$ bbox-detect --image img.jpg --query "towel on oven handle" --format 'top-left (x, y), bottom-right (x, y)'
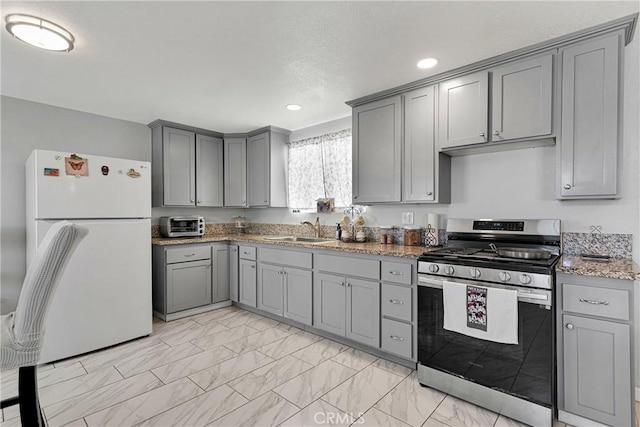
top-left (442, 280), bottom-right (518, 344)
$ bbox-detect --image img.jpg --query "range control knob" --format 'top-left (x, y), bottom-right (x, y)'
top-left (519, 274), bottom-right (532, 285)
top-left (428, 264), bottom-right (440, 273)
top-left (499, 272), bottom-right (511, 282)
top-left (444, 265), bottom-right (455, 276)
top-left (469, 268), bottom-right (481, 279)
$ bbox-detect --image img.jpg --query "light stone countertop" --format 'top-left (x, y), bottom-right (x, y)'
top-left (557, 255), bottom-right (640, 281)
top-left (151, 234), bottom-right (433, 259)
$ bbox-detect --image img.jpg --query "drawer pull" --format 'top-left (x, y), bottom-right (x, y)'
top-left (184, 253), bottom-right (196, 257)
top-left (579, 298), bottom-right (609, 306)
top-left (389, 299), bottom-right (404, 305)
top-left (388, 271), bottom-right (403, 276)
top-left (251, 265), bottom-right (256, 269)
top-left (390, 335), bottom-right (404, 341)
top-left (340, 282), bottom-right (345, 287)
top-left (243, 251), bottom-right (250, 255)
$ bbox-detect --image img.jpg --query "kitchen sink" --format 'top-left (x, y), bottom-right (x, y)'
top-left (261, 236), bottom-right (334, 244)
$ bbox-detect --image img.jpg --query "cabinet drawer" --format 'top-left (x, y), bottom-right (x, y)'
top-left (166, 245), bottom-right (211, 264)
top-left (381, 318), bottom-right (412, 359)
top-left (381, 284), bottom-right (412, 322)
top-left (260, 248), bottom-right (312, 269)
top-left (381, 261), bottom-right (412, 285)
top-left (239, 246), bottom-right (257, 260)
top-left (316, 254), bottom-right (380, 280)
top-left (563, 284), bottom-right (629, 321)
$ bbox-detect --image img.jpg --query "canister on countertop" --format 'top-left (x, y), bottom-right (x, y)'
top-left (379, 226), bottom-right (392, 244)
top-left (404, 226), bottom-right (421, 246)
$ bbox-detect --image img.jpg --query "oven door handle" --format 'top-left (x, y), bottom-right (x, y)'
top-left (418, 275), bottom-right (550, 303)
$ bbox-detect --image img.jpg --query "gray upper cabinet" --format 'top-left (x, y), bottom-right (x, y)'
top-left (404, 86), bottom-right (451, 203)
top-left (352, 96), bottom-right (402, 203)
top-left (224, 137), bottom-right (247, 207)
top-left (150, 121), bottom-right (225, 207)
top-left (196, 135), bottom-right (224, 207)
top-left (491, 54), bottom-right (553, 142)
top-left (558, 32), bottom-right (622, 199)
top-left (438, 71), bottom-right (489, 149)
top-left (247, 132), bottom-right (270, 207)
top-left (161, 127), bottom-right (196, 206)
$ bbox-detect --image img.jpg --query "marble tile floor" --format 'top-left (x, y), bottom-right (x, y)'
top-left (0, 306), bottom-right (633, 427)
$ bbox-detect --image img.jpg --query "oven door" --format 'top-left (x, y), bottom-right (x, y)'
top-left (417, 275), bottom-right (554, 407)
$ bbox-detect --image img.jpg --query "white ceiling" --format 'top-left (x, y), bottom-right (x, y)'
top-left (1, 1), bottom-right (638, 133)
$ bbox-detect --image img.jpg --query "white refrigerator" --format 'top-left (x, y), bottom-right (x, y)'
top-left (26, 149), bottom-right (152, 364)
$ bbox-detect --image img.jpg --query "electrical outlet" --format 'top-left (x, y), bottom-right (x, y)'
top-left (401, 212), bottom-right (414, 225)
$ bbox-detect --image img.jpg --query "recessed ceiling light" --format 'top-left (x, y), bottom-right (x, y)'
top-left (286, 104), bottom-right (302, 111)
top-left (417, 57), bottom-right (438, 69)
top-left (5, 14), bottom-right (75, 52)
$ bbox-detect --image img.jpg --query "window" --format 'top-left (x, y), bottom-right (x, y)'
top-left (287, 129), bottom-right (352, 209)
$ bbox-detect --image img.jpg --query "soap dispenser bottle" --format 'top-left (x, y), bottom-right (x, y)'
top-left (336, 223), bottom-right (342, 240)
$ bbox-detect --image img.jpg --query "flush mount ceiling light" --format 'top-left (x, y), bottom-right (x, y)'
top-left (286, 104), bottom-right (302, 111)
top-left (417, 57), bottom-right (439, 69)
top-left (5, 14), bottom-right (75, 52)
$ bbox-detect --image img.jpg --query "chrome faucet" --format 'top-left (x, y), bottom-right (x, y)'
top-left (301, 217), bottom-right (321, 238)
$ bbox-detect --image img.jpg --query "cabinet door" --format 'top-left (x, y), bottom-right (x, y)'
top-left (163, 127), bottom-right (195, 206)
top-left (313, 273), bottom-right (346, 336)
top-left (346, 278), bottom-right (380, 347)
top-left (559, 33), bottom-right (621, 198)
top-left (247, 132), bottom-right (270, 207)
top-left (239, 259), bottom-right (257, 307)
top-left (563, 314), bottom-right (631, 426)
top-left (404, 86), bottom-right (436, 202)
top-left (492, 54), bottom-right (553, 141)
top-left (352, 96), bottom-right (402, 203)
top-left (196, 135), bottom-right (224, 207)
top-left (258, 263), bottom-right (284, 316)
top-left (283, 267), bottom-right (312, 325)
top-left (211, 245), bottom-right (229, 303)
top-left (224, 138), bottom-right (247, 207)
top-left (229, 245), bottom-right (239, 302)
top-left (438, 71), bottom-right (489, 149)
top-left (166, 260), bottom-right (211, 313)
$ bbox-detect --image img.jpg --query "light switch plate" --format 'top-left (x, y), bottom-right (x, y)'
top-left (401, 212), bottom-right (414, 225)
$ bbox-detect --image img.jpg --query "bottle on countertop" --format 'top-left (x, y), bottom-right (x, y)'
top-left (336, 223), bottom-right (342, 240)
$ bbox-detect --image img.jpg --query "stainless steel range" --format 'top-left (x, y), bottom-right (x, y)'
top-left (417, 219), bottom-right (560, 427)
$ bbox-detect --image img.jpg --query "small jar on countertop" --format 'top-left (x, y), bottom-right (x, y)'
top-left (404, 226), bottom-right (422, 246)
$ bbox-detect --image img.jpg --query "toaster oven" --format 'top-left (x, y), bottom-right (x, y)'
top-left (159, 216), bottom-right (205, 238)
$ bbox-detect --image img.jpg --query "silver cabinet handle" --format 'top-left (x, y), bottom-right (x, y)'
top-left (566, 323), bottom-right (574, 330)
top-left (493, 130), bottom-right (500, 136)
top-left (390, 335), bottom-right (404, 341)
top-left (184, 253), bottom-right (196, 257)
top-left (427, 191), bottom-right (433, 196)
top-left (190, 199), bottom-right (194, 203)
top-left (579, 298), bottom-right (609, 306)
top-left (340, 282), bottom-right (345, 287)
top-left (346, 282), bottom-right (351, 287)
top-left (563, 184), bottom-right (571, 190)
top-left (264, 200), bottom-right (268, 203)
top-left (251, 265), bottom-right (255, 269)
top-left (389, 299), bottom-right (404, 305)
top-left (243, 251), bottom-right (250, 255)
top-left (353, 196), bottom-right (358, 199)
top-left (197, 200), bottom-right (202, 204)
top-left (479, 132), bottom-right (485, 137)
top-left (388, 271), bottom-right (403, 276)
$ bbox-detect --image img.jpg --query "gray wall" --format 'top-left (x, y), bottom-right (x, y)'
top-left (0, 96), bottom-right (151, 313)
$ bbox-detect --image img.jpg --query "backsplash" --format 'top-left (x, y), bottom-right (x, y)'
top-left (562, 232), bottom-right (633, 258)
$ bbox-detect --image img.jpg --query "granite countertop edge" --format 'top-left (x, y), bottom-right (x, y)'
top-left (557, 255), bottom-right (640, 281)
top-left (151, 234), bottom-right (432, 259)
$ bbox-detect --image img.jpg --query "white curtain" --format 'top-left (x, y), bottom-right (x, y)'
top-left (288, 129), bottom-right (352, 209)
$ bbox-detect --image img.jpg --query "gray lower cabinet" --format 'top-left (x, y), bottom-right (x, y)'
top-left (556, 272), bottom-right (635, 427)
top-left (152, 245), bottom-right (213, 316)
top-left (229, 245), bottom-right (239, 302)
top-left (558, 31), bottom-right (622, 199)
top-left (257, 248), bottom-right (313, 325)
top-left (352, 96), bottom-right (402, 204)
top-left (239, 258), bottom-right (257, 307)
top-left (211, 244), bottom-right (229, 304)
top-left (380, 260), bottom-right (415, 360)
top-left (314, 272), bottom-right (380, 348)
